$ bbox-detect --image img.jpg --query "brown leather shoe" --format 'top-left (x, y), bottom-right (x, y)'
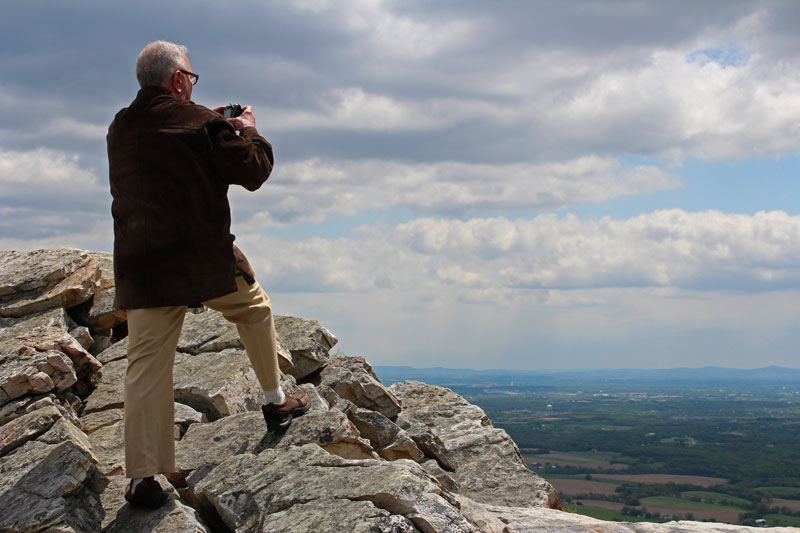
top-left (262, 390), bottom-right (310, 431)
top-left (124, 476), bottom-right (169, 509)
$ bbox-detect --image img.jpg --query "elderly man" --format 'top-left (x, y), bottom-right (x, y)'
top-left (107, 40), bottom-right (309, 508)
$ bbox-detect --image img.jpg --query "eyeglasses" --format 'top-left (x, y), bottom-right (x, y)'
top-left (178, 69), bottom-right (199, 86)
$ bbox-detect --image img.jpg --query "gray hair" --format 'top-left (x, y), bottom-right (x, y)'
top-left (136, 41), bottom-right (188, 88)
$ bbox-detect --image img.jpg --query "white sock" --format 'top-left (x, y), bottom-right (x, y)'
top-left (131, 477), bottom-right (144, 493)
top-left (264, 387), bottom-right (286, 405)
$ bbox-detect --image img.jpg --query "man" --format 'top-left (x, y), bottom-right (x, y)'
top-left (107, 40), bottom-right (309, 509)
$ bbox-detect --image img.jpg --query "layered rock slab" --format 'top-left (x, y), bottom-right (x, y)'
top-left (274, 315), bottom-right (337, 379)
top-left (0, 436), bottom-right (107, 532)
top-left (390, 380), bottom-right (561, 510)
top-left (0, 248), bottom-right (101, 318)
top-left (319, 355), bottom-right (401, 419)
top-left (101, 475), bottom-right (210, 533)
top-left (187, 443), bottom-right (477, 533)
top-left (0, 308), bottom-right (101, 404)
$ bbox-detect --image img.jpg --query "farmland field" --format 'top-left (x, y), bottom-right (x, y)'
top-left (547, 478), bottom-right (620, 496)
top-left (639, 496), bottom-right (745, 523)
top-left (375, 365), bottom-right (800, 527)
top-left (592, 474), bottom-right (729, 487)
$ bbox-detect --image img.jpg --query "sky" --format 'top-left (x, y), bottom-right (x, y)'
top-left (1, 0), bottom-right (799, 370)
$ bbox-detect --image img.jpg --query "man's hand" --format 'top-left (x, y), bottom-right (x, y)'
top-left (213, 105), bottom-right (256, 131)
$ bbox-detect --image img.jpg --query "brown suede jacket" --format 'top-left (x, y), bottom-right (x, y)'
top-left (107, 86), bottom-right (273, 309)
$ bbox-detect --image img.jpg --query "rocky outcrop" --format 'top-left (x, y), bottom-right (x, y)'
top-left (0, 248), bottom-right (790, 533)
top-left (390, 380), bottom-right (562, 510)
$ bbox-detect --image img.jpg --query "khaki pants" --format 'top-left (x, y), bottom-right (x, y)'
top-left (124, 277), bottom-right (282, 478)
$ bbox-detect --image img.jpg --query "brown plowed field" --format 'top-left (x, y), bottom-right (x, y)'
top-left (774, 499), bottom-right (800, 512)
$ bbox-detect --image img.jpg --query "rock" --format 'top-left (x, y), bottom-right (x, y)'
top-left (260, 497), bottom-right (418, 533)
top-left (187, 443), bottom-right (477, 533)
top-left (174, 411), bottom-right (267, 478)
top-left (38, 417), bottom-right (97, 463)
top-left (348, 407), bottom-right (401, 449)
top-left (0, 404), bottom-right (65, 457)
top-left (69, 325), bottom-right (94, 350)
top-left (0, 308), bottom-right (101, 404)
top-left (0, 392), bottom-right (80, 427)
top-left (397, 415), bottom-right (458, 472)
top-left (82, 358), bottom-right (126, 414)
top-left (0, 437), bottom-right (107, 533)
top-left (175, 401), bottom-right (205, 429)
top-left (390, 380), bottom-right (561, 510)
top-left (275, 408), bottom-right (378, 460)
top-left (420, 459), bottom-right (460, 492)
top-left (377, 429), bottom-right (425, 462)
top-left (274, 315), bottom-right (337, 379)
top-left (319, 356), bottom-right (401, 419)
top-left (80, 407), bottom-right (124, 435)
top-left (177, 309), bottom-right (294, 373)
top-left (83, 412), bottom-right (125, 475)
top-left (173, 348), bottom-right (263, 421)
top-left (0, 248), bottom-right (103, 318)
top-left (177, 308), bottom-right (243, 355)
top-left (95, 336), bottom-right (128, 364)
top-left (101, 474), bottom-right (210, 533)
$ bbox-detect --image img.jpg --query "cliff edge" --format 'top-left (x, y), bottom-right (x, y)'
top-left (0, 249), bottom-right (795, 532)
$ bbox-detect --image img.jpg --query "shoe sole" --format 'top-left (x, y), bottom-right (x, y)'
top-left (265, 404), bottom-right (311, 431)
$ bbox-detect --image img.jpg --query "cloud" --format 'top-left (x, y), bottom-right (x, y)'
top-left (0, 149), bottom-right (110, 241)
top-left (229, 155), bottom-right (679, 224)
top-left (238, 209), bottom-right (800, 296)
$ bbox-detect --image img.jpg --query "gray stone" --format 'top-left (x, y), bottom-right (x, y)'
top-left (80, 407), bottom-right (124, 435)
top-left (0, 307), bottom-right (102, 404)
top-left (173, 348), bottom-right (263, 421)
top-left (177, 309), bottom-right (294, 373)
top-left (421, 459), bottom-right (460, 492)
top-left (0, 392), bottom-right (80, 427)
top-left (90, 332), bottom-right (113, 358)
top-left (175, 411), bottom-right (267, 477)
top-left (65, 252), bottom-right (126, 333)
top-left (378, 429), bottom-right (425, 463)
top-left (70, 325), bottom-right (94, 350)
top-left (260, 497), bottom-right (418, 533)
top-left (101, 474), bottom-right (210, 533)
top-left (82, 358), bottom-right (126, 414)
top-left (0, 248), bottom-right (102, 318)
top-left (275, 407), bottom-right (378, 460)
top-left (0, 404), bottom-right (64, 457)
top-left (390, 380), bottom-right (561, 510)
top-left (177, 308), bottom-right (243, 355)
top-left (188, 443), bottom-right (476, 533)
top-left (38, 417), bottom-right (97, 463)
top-left (398, 415), bottom-right (458, 472)
top-left (175, 401), bottom-right (205, 428)
top-left (0, 438), bottom-right (107, 533)
top-left (319, 356), bottom-right (401, 419)
top-left (95, 336), bottom-right (128, 364)
top-left (274, 315), bottom-right (338, 379)
top-left (349, 407), bottom-right (401, 449)
top-left (84, 414), bottom-right (125, 476)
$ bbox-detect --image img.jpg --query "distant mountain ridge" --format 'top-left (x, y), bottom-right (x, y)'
top-left (374, 365), bottom-right (800, 386)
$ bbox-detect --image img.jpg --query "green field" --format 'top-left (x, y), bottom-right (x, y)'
top-left (641, 496), bottom-right (745, 511)
top-left (566, 505), bottom-right (650, 523)
top-left (763, 513), bottom-right (800, 527)
top-left (757, 487), bottom-right (800, 498)
top-left (682, 491), bottom-right (751, 506)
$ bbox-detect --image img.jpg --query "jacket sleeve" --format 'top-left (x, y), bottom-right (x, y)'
top-left (206, 119), bottom-right (274, 191)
